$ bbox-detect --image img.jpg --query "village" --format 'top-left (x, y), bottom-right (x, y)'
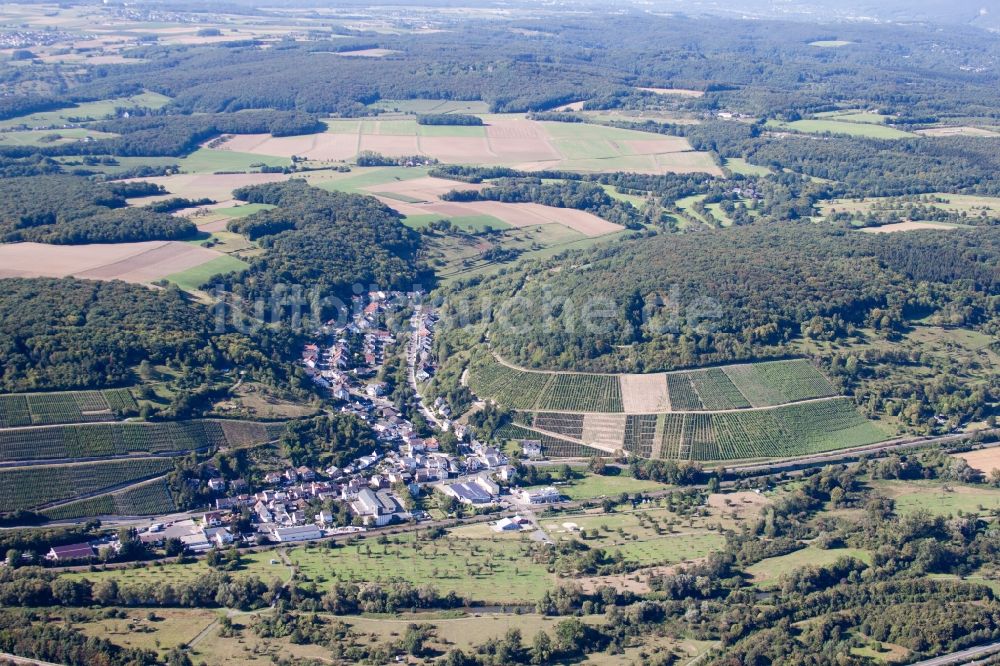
top-left (42, 290), bottom-right (562, 563)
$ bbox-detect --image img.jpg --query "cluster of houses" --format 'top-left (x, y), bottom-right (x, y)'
top-left (0, 30), bottom-right (80, 50)
top-left (412, 306), bottom-right (438, 385)
top-left (30, 291), bottom-right (569, 563)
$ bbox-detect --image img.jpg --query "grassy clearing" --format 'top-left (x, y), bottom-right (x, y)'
top-left (76, 608), bottom-right (221, 659)
top-left (214, 203), bottom-right (277, 218)
top-left (543, 504), bottom-right (726, 566)
top-left (0, 92), bottom-right (172, 129)
top-left (599, 183), bottom-right (648, 207)
top-left (545, 472), bottom-right (671, 501)
top-left (747, 547), bottom-right (871, 586)
top-left (724, 157), bottom-right (771, 176)
top-left (871, 480), bottom-right (1000, 516)
top-left (290, 533), bottom-right (553, 603)
top-left (166, 254), bottom-right (249, 292)
top-left (767, 118), bottom-right (915, 139)
top-left (0, 127), bottom-right (117, 146)
top-left (429, 223), bottom-right (620, 284)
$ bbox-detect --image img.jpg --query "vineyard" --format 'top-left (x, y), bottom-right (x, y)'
top-left (722, 360), bottom-right (836, 407)
top-left (665, 374), bottom-right (702, 410)
top-left (466, 357), bottom-right (551, 410)
top-left (530, 413), bottom-right (585, 439)
top-left (469, 354), bottom-right (835, 414)
top-left (688, 368), bottom-right (751, 410)
top-left (495, 423), bottom-right (605, 458)
top-left (0, 419), bottom-right (276, 462)
top-left (505, 399), bottom-right (886, 461)
top-left (468, 355), bottom-right (623, 413)
top-left (42, 479), bottom-right (176, 520)
top-left (537, 374), bottom-right (623, 412)
top-left (0, 389), bottom-right (139, 427)
top-left (622, 415), bottom-right (658, 458)
top-left (0, 457), bottom-right (174, 513)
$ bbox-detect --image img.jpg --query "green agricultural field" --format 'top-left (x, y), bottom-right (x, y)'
top-left (176, 148), bottom-right (292, 173)
top-left (417, 124), bottom-right (487, 137)
top-left (767, 118), bottom-right (915, 139)
top-left (290, 533), bottom-right (553, 603)
top-left (814, 111), bottom-right (888, 124)
top-left (166, 254), bottom-right (249, 292)
top-left (541, 471), bottom-right (671, 501)
top-left (747, 546), bottom-right (871, 586)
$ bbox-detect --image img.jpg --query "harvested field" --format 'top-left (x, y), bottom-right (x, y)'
top-left (955, 448), bottom-right (1000, 475)
top-left (860, 221), bottom-right (959, 233)
top-left (334, 48), bottom-right (399, 57)
top-left (581, 413), bottom-right (628, 451)
top-left (219, 115), bottom-right (719, 175)
top-left (620, 373), bottom-right (671, 413)
top-left (637, 87), bottom-right (705, 97)
top-left (219, 132), bottom-right (358, 161)
top-left (363, 175), bottom-right (483, 201)
top-left (0, 241), bottom-right (225, 284)
top-left (376, 199), bottom-right (625, 237)
top-left (915, 126), bottom-right (1000, 138)
top-left (124, 172), bottom-right (287, 201)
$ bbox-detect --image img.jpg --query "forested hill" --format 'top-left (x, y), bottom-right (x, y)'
top-left (0, 176), bottom-right (195, 244)
top-left (0, 278), bottom-right (302, 394)
top-left (453, 223), bottom-right (1000, 373)
top-left (219, 180), bottom-right (431, 323)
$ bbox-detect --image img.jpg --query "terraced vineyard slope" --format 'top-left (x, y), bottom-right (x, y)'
top-left (475, 353), bottom-right (890, 462)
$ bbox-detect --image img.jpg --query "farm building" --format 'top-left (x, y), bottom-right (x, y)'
top-left (441, 474), bottom-right (500, 505)
top-left (272, 525), bottom-right (322, 542)
top-left (46, 543), bottom-right (96, 561)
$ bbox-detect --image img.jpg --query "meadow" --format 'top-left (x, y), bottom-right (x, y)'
top-left (767, 118), bottom-right (915, 139)
top-left (746, 546), bottom-right (871, 587)
top-left (290, 534), bottom-right (553, 603)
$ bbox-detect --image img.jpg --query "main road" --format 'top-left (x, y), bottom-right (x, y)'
top-left (908, 640), bottom-right (1000, 665)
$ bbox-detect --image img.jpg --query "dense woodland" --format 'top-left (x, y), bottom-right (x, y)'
top-left (220, 180), bottom-right (431, 323)
top-left (0, 175), bottom-right (195, 244)
top-left (0, 278), bottom-right (307, 399)
top-left (444, 223), bottom-right (999, 373)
